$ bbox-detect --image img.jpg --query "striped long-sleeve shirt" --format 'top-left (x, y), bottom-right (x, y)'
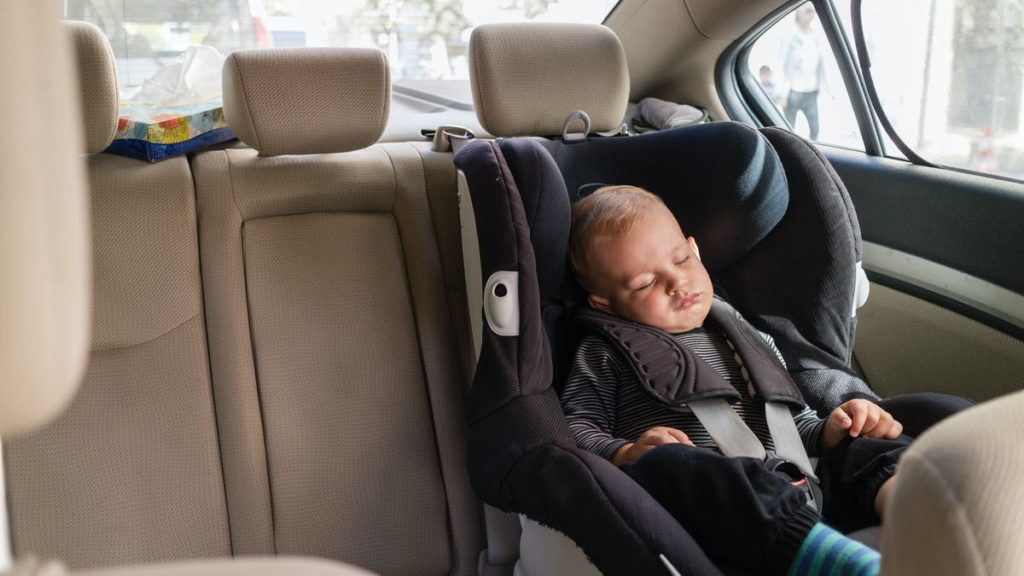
top-left (560, 324), bottom-right (827, 462)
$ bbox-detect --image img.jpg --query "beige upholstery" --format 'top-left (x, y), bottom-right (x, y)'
top-left (66, 21), bottom-right (118, 154)
top-left (195, 46), bottom-right (483, 573)
top-left (469, 23), bottom-right (629, 137)
top-left (855, 283), bottom-right (1024, 402)
top-left (193, 141), bottom-right (482, 575)
top-left (0, 3), bottom-right (90, 437)
top-left (5, 155), bottom-right (232, 569)
top-left (882, 389), bottom-right (1024, 575)
top-left (75, 558), bottom-right (377, 576)
top-left (7, 558), bottom-right (66, 576)
top-left (222, 48), bottom-right (390, 156)
top-left (5, 22), bottom-right (232, 569)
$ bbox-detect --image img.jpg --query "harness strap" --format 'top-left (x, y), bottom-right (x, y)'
top-left (688, 399), bottom-right (767, 461)
top-left (765, 402), bottom-right (817, 480)
top-left (575, 304), bottom-right (821, 486)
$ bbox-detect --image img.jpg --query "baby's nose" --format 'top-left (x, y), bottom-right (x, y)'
top-left (668, 274), bottom-right (689, 294)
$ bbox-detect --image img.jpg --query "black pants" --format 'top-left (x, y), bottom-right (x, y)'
top-left (784, 90), bottom-right (819, 140)
top-left (877, 392), bottom-right (974, 438)
top-left (622, 436), bottom-right (907, 574)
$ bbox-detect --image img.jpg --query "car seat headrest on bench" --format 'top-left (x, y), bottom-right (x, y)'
top-left (67, 21), bottom-right (118, 154)
top-left (223, 48), bottom-right (390, 156)
top-left (468, 22), bottom-right (629, 137)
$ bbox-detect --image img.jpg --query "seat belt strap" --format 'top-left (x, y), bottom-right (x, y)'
top-left (690, 399), bottom-right (818, 483)
top-left (458, 169), bottom-right (483, 360)
top-left (688, 399), bottom-right (767, 461)
top-left (438, 126), bottom-right (522, 573)
top-left (764, 401), bottom-right (817, 480)
top-left (430, 125), bottom-right (482, 359)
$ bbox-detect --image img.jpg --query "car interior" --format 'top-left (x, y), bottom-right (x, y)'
top-left (2, 0), bottom-right (1023, 575)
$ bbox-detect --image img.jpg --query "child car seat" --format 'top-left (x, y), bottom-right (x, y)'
top-left (456, 120), bottom-right (849, 576)
top-left (454, 22), bottom-right (970, 576)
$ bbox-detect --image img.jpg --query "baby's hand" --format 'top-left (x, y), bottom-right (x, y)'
top-left (821, 399), bottom-right (904, 450)
top-left (611, 426), bottom-right (695, 466)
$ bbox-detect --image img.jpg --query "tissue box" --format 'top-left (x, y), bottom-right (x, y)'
top-left (105, 100), bottom-right (235, 162)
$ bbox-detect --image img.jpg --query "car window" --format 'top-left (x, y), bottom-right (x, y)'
top-left (64, 0), bottom-right (618, 100)
top-left (846, 0), bottom-right (1024, 181)
top-left (746, 1), bottom-right (864, 151)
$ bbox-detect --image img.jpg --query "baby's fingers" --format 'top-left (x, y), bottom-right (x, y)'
top-left (885, 419), bottom-right (904, 439)
top-left (859, 409), bottom-right (882, 436)
top-left (829, 407), bottom-right (853, 430)
top-left (664, 428), bottom-right (695, 446)
top-left (848, 408), bottom-right (868, 437)
top-left (638, 427), bottom-right (682, 446)
top-left (863, 416), bottom-right (892, 439)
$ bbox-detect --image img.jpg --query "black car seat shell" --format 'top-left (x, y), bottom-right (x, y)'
top-left (455, 122), bottom-right (810, 575)
top-left (455, 22), bottom-right (971, 576)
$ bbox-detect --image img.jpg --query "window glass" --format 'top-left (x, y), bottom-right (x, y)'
top-left (849, 0), bottom-right (1024, 180)
top-left (747, 2), bottom-right (864, 150)
top-left (64, 0), bottom-right (618, 96)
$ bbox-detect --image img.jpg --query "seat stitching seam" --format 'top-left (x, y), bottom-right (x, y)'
top-left (382, 143), bottom-right (464, 572)
top-left (92, 309), bottom-right (201, 352)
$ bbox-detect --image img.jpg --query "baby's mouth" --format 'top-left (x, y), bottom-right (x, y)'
top-left (674, 292), bottom-right (701, 310)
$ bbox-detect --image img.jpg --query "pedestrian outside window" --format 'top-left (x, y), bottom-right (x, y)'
top-left (748, 2), bottom-right (864, 151)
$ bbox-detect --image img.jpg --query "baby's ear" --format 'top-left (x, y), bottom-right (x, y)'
top-left (588, 293), bottom-right (611, 313)
top-left (688, 236), bottom-right (702, 261)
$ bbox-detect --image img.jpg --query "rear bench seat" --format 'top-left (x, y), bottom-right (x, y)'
top-left (6, 24), bottom-right (482, 575)
top-left (192, 48), bottom-right (482, 573)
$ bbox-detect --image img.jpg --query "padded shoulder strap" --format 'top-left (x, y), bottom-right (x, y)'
top-left (707, 298), bottom-right (805, 407)
top-left (573, 307), bottom-right (740, 407)
top-left (574, 298), bottom-right (806, 409)
top-left (573, 302), bottom-right (815, 476)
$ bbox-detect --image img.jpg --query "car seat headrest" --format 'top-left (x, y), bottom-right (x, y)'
top-left (223, 48), bottom-right (390, 156)
top-left (469, 22), bottom-right (629, 137)
top-left (456, 122), bottom-right (790, 390)
top-left (66, 21), bottom-right (119, 153)
top-left (535, 122), bottom-right (790, 275)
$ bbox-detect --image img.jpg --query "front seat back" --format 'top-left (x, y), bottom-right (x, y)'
top-left (6, 21), bottom-right (235, 568)
top-left (1, 4), bottom-right (90, 571)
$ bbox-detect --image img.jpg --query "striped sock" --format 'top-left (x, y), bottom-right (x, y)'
top-left (789, 523), bottom-right (880, 576)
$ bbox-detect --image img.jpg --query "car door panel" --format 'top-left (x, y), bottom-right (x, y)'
top-left (825, 148), bottom-right (1024, 402)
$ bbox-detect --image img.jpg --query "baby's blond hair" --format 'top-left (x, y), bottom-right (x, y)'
top-left (569, 185), bottom-right (669, 292)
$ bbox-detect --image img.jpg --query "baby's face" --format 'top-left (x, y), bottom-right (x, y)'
top-left (587, 206), bottom-right (713, 333)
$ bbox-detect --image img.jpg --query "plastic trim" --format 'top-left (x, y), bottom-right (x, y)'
top-left (863, 241), bottom-right (1024, 332)
top-left (484, 271), bottom-right (520, 337)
